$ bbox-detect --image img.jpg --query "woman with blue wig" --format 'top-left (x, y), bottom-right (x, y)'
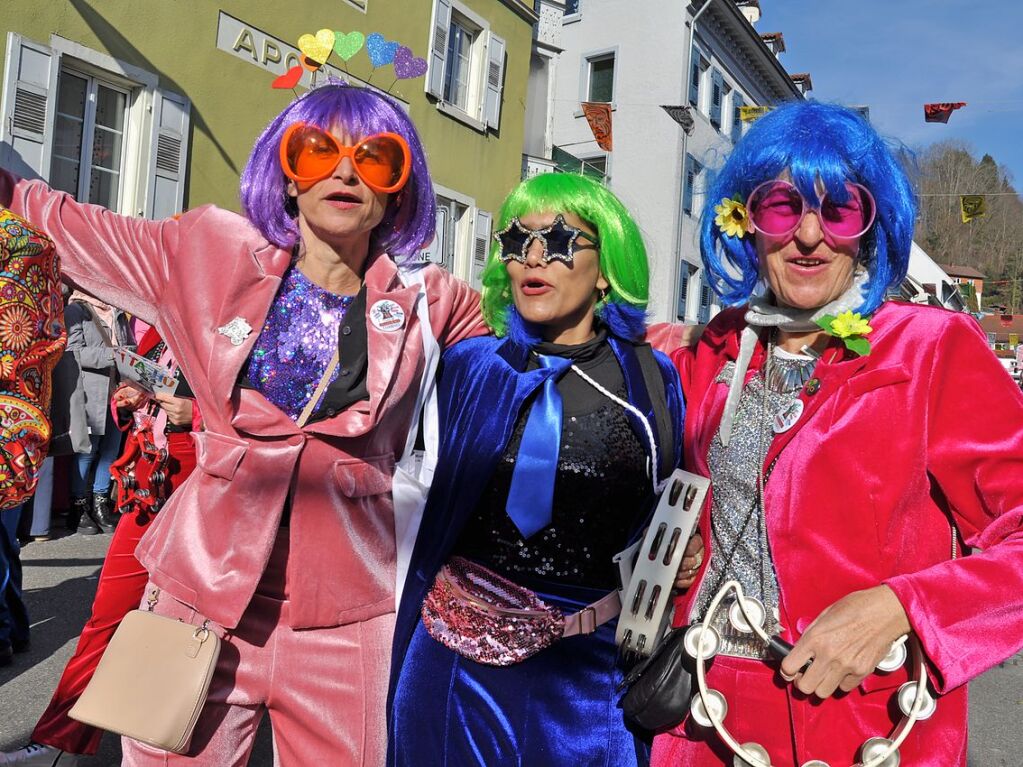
top-left (387, 172), bottom-right (699, 766)
top-left (0, 82), bottom-right (485, 765)
top-left (650, 100), bottom-right (1023, 766)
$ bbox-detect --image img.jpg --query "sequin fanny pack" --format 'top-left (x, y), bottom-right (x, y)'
top-left (421, 556), bottom-right (621, 666)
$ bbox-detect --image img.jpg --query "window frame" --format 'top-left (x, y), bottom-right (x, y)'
top-left (427, 0), bottom-right (503, 133)
top-left (577, 45), bottom-right (619, 112)
top-left (51, 67), bottom-right (132, 210)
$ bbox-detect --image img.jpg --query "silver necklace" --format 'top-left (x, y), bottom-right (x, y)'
top-left (763, 349), bottom-right (817, 395)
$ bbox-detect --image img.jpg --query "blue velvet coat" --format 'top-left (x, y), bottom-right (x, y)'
top-left (386, 332), bottom-right (685, 731)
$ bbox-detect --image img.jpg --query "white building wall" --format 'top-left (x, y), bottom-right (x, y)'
top-left (553, 0), bottom-right (687, 322)
top-left (552, 0), bottom-right (798, 323)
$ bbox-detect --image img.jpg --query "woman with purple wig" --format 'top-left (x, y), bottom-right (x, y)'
top-left (0, 82), bottom-right (486, 766)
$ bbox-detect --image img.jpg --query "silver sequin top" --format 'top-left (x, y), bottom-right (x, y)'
top-left (690, 348), bottom-right (816, 658)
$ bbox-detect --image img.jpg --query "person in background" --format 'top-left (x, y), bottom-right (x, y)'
top-left (0, 207), bottom-right (65, 665)
top-left (1, 328), bottom-right (198, 767)
top-left (63, 293), bottom-right (133, 534)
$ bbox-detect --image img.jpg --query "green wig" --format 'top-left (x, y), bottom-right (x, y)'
top-left (480, 173), bottom-right (650, 340)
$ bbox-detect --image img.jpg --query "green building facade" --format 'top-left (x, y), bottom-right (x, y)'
top-left (0, 0), bottom-right (536, 285)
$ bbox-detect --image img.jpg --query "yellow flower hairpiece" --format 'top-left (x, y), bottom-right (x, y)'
top-left (815, 310), bottom-right (873, 356)
top-left (713, 196), bottom-right (750, 238)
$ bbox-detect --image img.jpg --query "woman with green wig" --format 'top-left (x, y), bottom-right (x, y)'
top-left (386, 173), bottom-right (699, 766)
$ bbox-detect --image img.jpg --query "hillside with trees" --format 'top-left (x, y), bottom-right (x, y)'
top-left (912, 141), bottom-right (1023, 311)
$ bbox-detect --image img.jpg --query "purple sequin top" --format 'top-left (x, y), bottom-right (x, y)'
top-left (245, 265), bottom-right (355, 420)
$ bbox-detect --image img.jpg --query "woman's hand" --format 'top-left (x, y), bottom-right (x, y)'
top-left (673, 533), bottom-right (705, 590)
top-left (112, 383), bottom-right (149, 411)
top-left (780, 585), bottom-right (912, 698)
top-left (153, 392), bottom-right (194, 427)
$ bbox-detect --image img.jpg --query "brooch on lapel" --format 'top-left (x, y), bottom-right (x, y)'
top-left (217, 317), bottom-right (253, 346)
top-left (369, 299), bottom-right (405, 332)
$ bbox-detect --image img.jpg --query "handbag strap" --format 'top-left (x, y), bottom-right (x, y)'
top-left (296, 348), bottom-right (340, 428)
top-left (562, 591), bottom-right (622, 637)
top-left (79, 301), bottom-right (116, 348)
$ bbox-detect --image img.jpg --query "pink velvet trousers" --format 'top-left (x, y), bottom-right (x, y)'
top-left (121, 532), bottom-right (394, 767)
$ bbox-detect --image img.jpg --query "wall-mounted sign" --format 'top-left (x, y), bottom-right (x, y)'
top-left (216, 11), bottom-right (347, 89)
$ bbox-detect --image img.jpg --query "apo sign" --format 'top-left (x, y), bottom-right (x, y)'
top-left (216, 11), bottom-right (346, 88)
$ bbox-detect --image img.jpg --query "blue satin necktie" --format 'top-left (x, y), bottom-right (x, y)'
top-left (505, 354), bottom-right (572, 539)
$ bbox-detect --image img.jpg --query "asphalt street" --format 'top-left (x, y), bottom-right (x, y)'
top-left (1, 533), bottom-right (1020, 766)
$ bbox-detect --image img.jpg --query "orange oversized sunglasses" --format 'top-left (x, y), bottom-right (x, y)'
top-left (278, 122), bottom-right (412, 194)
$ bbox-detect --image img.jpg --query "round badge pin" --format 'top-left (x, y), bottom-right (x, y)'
top-left (369, 300), bottom-right (405, 332)
top-left (772, 398), bottom-right (804, 434)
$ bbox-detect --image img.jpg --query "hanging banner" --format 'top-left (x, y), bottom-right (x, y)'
top-left (581, 102), bottom-right (613, 151)
top-left (1010, 333), bottom-right (1020, 347)
top-left (661, 105), bottom-right (695, 135)
top-left (924, 102), bottom-right (966, 123)
top-left (740, 105), bottom-right (772, 122)
top-left (960, 194), bottom-right (986, 223)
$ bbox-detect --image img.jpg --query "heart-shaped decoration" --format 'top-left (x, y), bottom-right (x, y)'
top-left (300, 55), bottom-right (322, 72)
top-left (334, 30), bottom-right (365, 62)
top-left (366, 32), bottom-right (399, 68)
top-left (393, 46), bottom-right (428, 80)
top-left (272, 65), bottom-right (304, 90)
top-left (298, 29), bottom-right (335, 65)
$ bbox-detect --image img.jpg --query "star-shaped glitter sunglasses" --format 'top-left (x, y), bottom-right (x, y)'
top-left (494, 214), bottom-right (601, 265)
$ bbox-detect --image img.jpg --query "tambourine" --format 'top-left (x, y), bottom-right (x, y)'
top-left (686, 581), bottom-right (936, 767)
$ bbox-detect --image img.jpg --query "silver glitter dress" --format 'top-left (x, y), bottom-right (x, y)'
top-left (690, 348), bottom-right (817, 659)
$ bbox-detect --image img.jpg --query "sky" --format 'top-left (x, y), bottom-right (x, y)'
top-left (762, 0), bottom-right (1023, 190)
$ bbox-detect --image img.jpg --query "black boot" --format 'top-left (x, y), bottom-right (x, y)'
top-left (71, 496), bottom-right (100, 535)
top-left (92, 493), bottom-right (119, 532)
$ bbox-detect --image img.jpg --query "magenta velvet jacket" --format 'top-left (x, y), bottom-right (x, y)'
top-left (0, 171), bottom-right (486, 630)
top-left (660, 301), bottom-right (1023, 765)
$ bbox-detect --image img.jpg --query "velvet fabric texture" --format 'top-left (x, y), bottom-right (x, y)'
top-left (652, 301), bottom-right (1023, 766)
top-left (0, 170), bottom-right (486, 632)
top-left (387, 333), bottom-right (685, 765)
top-left (393, 582), bottom-right (649, 767)
top-left (121, 533), bottom-right (395, 767)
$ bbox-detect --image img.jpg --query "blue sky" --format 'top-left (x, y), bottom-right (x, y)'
top-left (763, 1), bottom-right (1023, 190)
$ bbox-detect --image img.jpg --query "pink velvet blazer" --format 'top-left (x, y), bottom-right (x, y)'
top-left (0, 172), bottom-right (486, 630)
top-left (661, 301), bottom-right (1023, 765)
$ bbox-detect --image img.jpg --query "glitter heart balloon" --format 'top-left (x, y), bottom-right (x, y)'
top-left (298, 29), bottom-right (335, 65)
top-left (366, 32), bottom-right (399, 68)
top-left (333, 30), bottom-right (365, 62)
top-left (272, 65), bottom-right (304, 89)
top-left (393, 46), bottom-right (428, 79)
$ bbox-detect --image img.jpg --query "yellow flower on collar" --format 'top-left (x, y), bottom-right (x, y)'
top-left (815, 310), bottom-right (873, 356)
top-left (713, 196), bottom-right (750, 238)
top-left (830, 311), bottom-right (872, 339)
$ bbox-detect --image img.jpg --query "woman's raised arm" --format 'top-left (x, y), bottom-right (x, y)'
top-left (0, 170), bottom-right (180, 325)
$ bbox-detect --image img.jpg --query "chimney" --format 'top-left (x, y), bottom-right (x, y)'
top-left (736, 0), bottom-right (761, 25)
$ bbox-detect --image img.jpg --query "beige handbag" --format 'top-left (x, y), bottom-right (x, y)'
top-left (69, 590), bottom-right (221, 754)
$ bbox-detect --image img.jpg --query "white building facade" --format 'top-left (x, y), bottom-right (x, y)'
top-left (545, 0), bottom-right (803, 322)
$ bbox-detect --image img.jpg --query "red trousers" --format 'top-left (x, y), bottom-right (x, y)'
top-left (33, 431), bottom-right (196, 755)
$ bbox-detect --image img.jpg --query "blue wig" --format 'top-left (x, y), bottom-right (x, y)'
top-left (700, 101), bottom-right (916, 313)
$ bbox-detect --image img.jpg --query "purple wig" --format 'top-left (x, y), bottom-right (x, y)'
top-left (240, 84), bottom-right (435, 263)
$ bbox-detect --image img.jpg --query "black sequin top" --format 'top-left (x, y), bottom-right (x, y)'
top-left (454, 332), bottom-right (652, 589)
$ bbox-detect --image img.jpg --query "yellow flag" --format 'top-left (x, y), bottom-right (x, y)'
top-left (739, 105), bottom-right (772, 123)
top-left (1010, 333), bottom-right (1020, 347)
top-left (960, 195), bottom-right (986, 223)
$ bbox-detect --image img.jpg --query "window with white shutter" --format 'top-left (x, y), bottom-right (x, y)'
top-left (426, 0), bottom-right (501, 131)
top-left (471, 210), bottom-right (492, 289)
top-left (1, 33), bottom-right (189, 218)
top-left (0, 33), bottom-right (60, 179)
